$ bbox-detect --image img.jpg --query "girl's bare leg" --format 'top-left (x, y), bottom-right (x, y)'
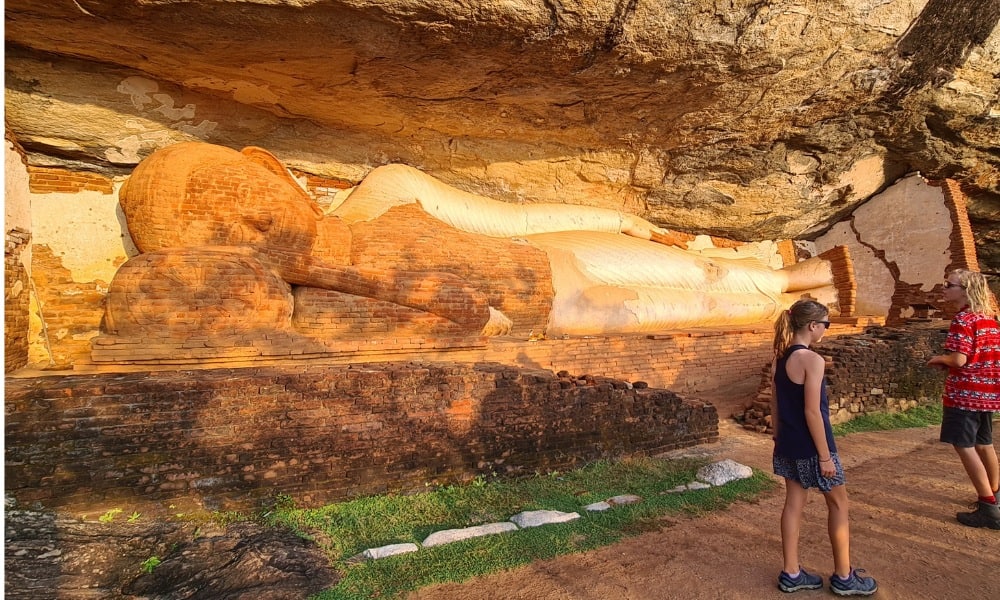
top-left (823, 485), bottom-right (851, 577)
top-left (781, 479), bottom-right (809, 574)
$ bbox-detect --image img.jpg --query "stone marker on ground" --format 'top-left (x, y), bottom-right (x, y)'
top-left (509, 510), bottom-right (580, 528)
top-left (422, 522), bottom-right (518, 547)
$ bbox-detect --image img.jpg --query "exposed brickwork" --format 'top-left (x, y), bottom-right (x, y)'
top-left (86, 321), bottom-right (873, 416)
top-left (777, 239), bottom-right (797, 267)
top-left (938, 179), bottom-right (979, 273)
top-left (818, 245), bottom-right (856, 317)
top-left (293, 288), bottom-right (477, 337)
top-left (29, 245), bottom-right (110, 369)
top-left (104, 249), bottom-right (295, 337)
top-left (738, 323), bottom-right (947, 431)
top-left (666, 230), bottom-right (747, 249)
top-left (4, 363), bottom-right (718, 513)
top-left (5, 228), bottom-right (31, 372)
top-left (290, 169), bottom-right (354, 208)
top-left (27, 166), bottom-right (114, 195)
top-left (349, 205), bottom-right (555, 335)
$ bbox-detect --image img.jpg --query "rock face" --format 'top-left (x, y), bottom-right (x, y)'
top-left (4, 0), bottom-right (1000, 265)
top-left (4, 506), bottom-right (338, 600)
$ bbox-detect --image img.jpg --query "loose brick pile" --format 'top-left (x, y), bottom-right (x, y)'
top-left (737, 322), bottom-right (948, 432)
top-left (5, 362), bottom-right (718, 513)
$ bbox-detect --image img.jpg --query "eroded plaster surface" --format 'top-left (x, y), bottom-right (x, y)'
top-left (5, 141), bottom-right (32, 233)
top-left (815, 173), bottom-right (952, 316)
top-left (30, 184), bottom-right (133, 284)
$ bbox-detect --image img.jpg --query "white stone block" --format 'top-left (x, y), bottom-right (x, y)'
top-left (362, 543), bottom-right (420, 560)
top-left (422, 522), bottom-right (518, 547)
top-left (509, 510), bottom-right (580, 528)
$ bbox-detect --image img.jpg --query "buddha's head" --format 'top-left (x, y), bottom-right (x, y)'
top-left (120, 142), bottom-right (323, 259)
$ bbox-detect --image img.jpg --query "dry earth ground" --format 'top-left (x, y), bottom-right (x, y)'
top-left (410, 393), bottom-right (1000, 600)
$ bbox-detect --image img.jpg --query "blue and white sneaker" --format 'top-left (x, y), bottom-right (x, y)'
top-left (830, 568), bottom-right (878, 596)
top-left (778, 567), bottom-right (823, 592)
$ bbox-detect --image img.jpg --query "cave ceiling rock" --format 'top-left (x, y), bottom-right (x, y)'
top-left (3, 0), bottom-right (1000, 251)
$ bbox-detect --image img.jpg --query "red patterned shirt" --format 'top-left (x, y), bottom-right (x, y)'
top-left (942, 308), bottom-right (1000, 412)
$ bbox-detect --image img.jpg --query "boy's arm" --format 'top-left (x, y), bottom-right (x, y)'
top-left (927, 351), bottom-right (968, 370)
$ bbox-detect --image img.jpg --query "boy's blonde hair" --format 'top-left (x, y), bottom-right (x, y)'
top-left (951, 269), bottom-right (999, 316)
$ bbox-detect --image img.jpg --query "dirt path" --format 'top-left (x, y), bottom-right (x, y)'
top-left (409, 419), bottom-right (1000, 600)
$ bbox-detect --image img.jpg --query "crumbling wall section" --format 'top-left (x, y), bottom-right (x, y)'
top-left (815, 175), bottom-right (975, 324)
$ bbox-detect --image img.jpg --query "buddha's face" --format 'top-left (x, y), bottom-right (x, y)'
top-left (184, 158), bottom-right (320, 255)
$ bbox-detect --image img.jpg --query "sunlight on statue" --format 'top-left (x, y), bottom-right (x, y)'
top-left (108, 142), bottom-right (849, 341)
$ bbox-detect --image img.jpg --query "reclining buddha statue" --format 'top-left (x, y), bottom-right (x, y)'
top-left (104, 141), bottom-right (850, 342)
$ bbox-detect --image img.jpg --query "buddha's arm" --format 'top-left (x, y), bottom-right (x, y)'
top-left (285, 254), bottom-right (492, 329)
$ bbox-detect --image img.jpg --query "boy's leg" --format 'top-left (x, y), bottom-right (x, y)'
top-left (781, 479), bottom-right (809, 574)
top-left (954, 446), bottom-right (994, 497)
top-left (942, 406), bottom-right (995, 497)
top-left (822, 485), bottom-right (851, 578)
top-left (974, 411), bottom-right (998, 496)
top-left (975, 444), bottom-right (999, 497)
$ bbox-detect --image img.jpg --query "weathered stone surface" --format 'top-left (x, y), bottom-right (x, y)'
top-left (509, 509), bottom-right (580, 528)
top-left (361, 543), bottom-right (420, 560)
top-left (5, 0), bottom-right (999, 261)
top-left (4, 504), bottom-right (337, 600)
top-left (696, 459), bottom-right (753, 486)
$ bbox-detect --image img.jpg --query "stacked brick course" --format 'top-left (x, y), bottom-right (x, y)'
top-left (5, 362), bottom-right (718, 513)
top-left (819, 245), bottom-right (856, 317)
top-left (291, 169), bottom-right (353, 208)
top-left (27, 166), bottom-right (114, 195)
top-left (29, 246), bottom-right (111, 368)
top-left (938, 179), bottom-right (980, 273)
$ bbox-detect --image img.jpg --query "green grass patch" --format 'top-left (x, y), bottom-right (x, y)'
top-left (832, 402), bottom-right (943, 436)
top-left (263, 457), bottom-right (775, 600)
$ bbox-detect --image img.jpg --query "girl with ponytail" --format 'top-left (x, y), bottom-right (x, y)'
top-left (771, 299), bottom-right (877, 595)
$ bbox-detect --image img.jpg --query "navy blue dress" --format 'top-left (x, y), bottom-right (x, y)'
top-left (772, 344), bottom-right (844, 490)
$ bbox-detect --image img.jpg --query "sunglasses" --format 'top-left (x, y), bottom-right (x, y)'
top-left (815, 320), bottom-right (831, 329)
top-left (944, 282), bottom-right (964, 289)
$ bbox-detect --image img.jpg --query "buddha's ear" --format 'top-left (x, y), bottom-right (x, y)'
top-left (241, 146), bottom-right (295, 180)
top-left (241, 146), bottom-right (324, 217)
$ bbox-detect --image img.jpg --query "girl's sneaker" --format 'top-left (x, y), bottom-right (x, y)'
top-left (778, 568), bottom-right (823, 592)
top-left (830, 568), bottom-right (878, 596)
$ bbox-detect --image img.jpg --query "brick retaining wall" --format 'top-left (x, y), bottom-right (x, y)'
top-left (5, 363), bottom-right (718, 513)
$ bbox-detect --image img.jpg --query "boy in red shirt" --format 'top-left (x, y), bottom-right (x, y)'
top-left (928, 269), bottom-right (1000, 529)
